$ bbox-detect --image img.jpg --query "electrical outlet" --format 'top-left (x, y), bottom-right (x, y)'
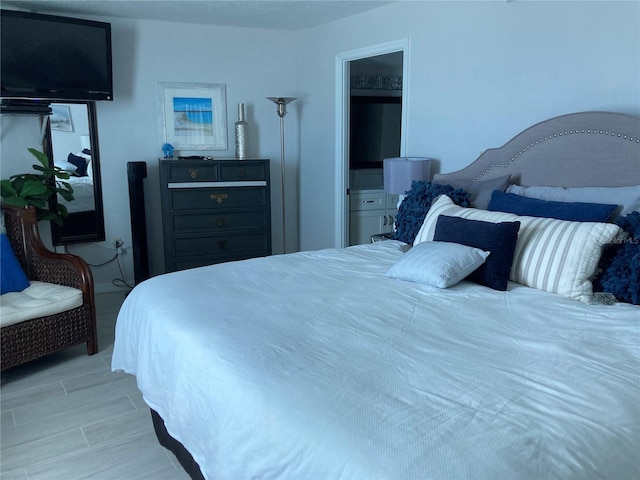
top-left (112, 237), bottom-right (124, 254)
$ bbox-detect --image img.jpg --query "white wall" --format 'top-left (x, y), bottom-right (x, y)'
top-left (2, 1), bottom-right (639, 291)
top-left (294, 1), bottom-right (640, 251)
top-left (2, 17), bottom-right (299, 292)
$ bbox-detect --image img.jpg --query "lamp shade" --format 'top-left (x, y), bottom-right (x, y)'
top-left (80, 135), bottom-right (91, 151)
top-left (383, 157), bottom-right (433, 195)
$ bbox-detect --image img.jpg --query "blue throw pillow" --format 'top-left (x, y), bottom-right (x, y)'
top-left (1, 233), bottom-right (30, 295)
top-left (67, 153), bottom-right (89, 176)
top-left (433, 215), bottom-right (521, 291)
top-left (394, 181), bottom-right (470, 245)
top-left (594, 211), bottom-right (640, 304)
top-left (488, 190), bottom-right (617, 222)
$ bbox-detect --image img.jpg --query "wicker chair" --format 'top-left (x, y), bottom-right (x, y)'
top-left (1, 204), bottom-right (98, 371)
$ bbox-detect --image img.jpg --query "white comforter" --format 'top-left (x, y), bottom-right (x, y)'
top-left (60, 176), bottom-right (94, 213)
top-left (112, 241), bottom-right (640, 480)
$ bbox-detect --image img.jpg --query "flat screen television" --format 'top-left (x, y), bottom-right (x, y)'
top-left (1, 9), bottom-right (113, 102)
top-left (349, 95), bottom-right (401, 169)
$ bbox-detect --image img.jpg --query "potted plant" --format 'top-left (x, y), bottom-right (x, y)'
top-left (1, 148), bottom-right (74, 226)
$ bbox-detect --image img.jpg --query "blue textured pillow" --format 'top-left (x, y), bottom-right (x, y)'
top-left (1, 233), bottom-right (30, 295)
top-left (67, 153), bottom-right (89, 176)
top-left (488, 190), bottom-right (617, 222)
top-left (594, 211), bottom-right (640, 304)
top-left (433, 215), bottom-right (520, 291)
top-left (394, 181), bottom-right (470, 244)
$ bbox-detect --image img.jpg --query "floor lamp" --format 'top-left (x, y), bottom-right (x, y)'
top-left (266, 96), bottom-right (296, 254)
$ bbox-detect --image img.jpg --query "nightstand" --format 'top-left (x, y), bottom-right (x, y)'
top-left (371, 232), bottom-right (395, 243)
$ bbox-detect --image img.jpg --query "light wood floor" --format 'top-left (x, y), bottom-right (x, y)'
top-left (1, 292), bottom-right (191, 480)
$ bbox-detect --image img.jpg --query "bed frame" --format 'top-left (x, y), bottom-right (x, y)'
top-left (433, 111), bottom-right (640, 187)
top-left (152, 110), bottom-right (639, 480)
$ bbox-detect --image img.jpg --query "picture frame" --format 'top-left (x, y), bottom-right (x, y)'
top-left (158, 82), bottom-right (228, 151)
top-left (50, 104), bottom-right (74, 132)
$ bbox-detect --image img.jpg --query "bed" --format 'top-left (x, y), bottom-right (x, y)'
top-left (55, 151), bottom-right (95, 213)
top-left (112, 111), bottom-right (640, 480)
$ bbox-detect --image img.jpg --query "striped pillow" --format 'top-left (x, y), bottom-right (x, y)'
top-left (414, 195), bottom-right (622, 302)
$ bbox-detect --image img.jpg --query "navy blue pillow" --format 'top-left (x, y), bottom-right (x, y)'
top-left (488, 190), bottom-right (617, 222)
top-left (1, 233), bottom-right (30, 295)
top-left (394, 181), bottom-right (470, 244)
top-left (594, 211), bottom-right (640, 305)
top-left (67, 153), bottom-right (89, 176)
top-left (433, 215), bottom-right (520, 291)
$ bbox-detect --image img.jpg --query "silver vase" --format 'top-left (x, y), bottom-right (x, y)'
top-left (235, 103), bottom-right (248, 159)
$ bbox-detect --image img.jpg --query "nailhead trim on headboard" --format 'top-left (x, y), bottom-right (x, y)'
top-left (473, 128), bottom-right (639, 180)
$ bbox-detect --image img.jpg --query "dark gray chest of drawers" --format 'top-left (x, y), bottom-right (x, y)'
top-left (159, 158), bottom-right (271, 272)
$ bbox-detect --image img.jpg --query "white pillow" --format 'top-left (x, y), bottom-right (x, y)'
top-left (506, 184), bottom-right (640, 217)
top-left (54, 160), bottom-right (78, 173)
top-left (415, 195), bottom-right (622, 302)
top-left (387, 241), bottom-right (490, 289)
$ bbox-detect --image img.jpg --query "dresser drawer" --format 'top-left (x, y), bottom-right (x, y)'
top-left (350, 192), bottom-right (385, 212)
top-left (171, 209), bottom-right (269, 233)
top-left (171, 232), bottom-right (270, 258)
top-left (219, 162), bottom-right (267, 181)
top-left (166, 164), bottom-right (218, 183)
top-left (169, 187), bottom-right (267, 211)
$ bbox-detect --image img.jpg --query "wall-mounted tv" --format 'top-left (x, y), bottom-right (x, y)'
top-left (1, 9), bottom-right (113, 102)
top-left (349, 95), bottom-right (401, 170)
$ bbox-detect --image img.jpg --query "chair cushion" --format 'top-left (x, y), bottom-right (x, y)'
top-left (0, 281), bottom-right (83, 327)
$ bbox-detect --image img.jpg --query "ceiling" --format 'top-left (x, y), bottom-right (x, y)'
top-left (0, 0), bottom-right (394, 30)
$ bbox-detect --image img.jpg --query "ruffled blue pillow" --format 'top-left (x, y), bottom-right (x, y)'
top-left (394, 181), bottom-right (470, 244)
top-left (593, 211), bottom-right (640, 304)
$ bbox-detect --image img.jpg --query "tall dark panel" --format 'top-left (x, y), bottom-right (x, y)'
top-left (127, 162), bottom-right (149, 285)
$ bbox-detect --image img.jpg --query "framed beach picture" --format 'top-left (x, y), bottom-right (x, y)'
top-left (50, 104), bottom-right (74, 132)
top-left (158, 82), bottom-right (228, 150)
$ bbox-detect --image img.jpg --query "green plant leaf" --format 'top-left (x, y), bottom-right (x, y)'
top-left (1, 179), bottom-right (17, 197)
top-left (58, 189), bottom-right (75, 202)
top-left (57, 203), bottom-right (69, 218)
top-left (28, 148), bottom-right (50, 168)
top-left (1, 196), bottom-right (29, 208)
top-left (19, 179), bottom-right (48, 197)
top-left (1, 148), bottom-right (74, 225)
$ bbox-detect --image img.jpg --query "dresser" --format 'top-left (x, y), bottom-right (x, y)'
top-left (160, 158), bottom-right (271, 272)
top-left (349, 189), bottom-right (399, 246)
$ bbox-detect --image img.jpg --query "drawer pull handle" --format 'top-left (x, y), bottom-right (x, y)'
top-left (189, 169), bottom-right (198, 179)
top-left (217, 240), bottom-right (227, 250)
top-left (210, 193), bottom-right (229, 204)
top-left (362, 200), bottom-right (375, 204)
top-left (383, 215), bottom-right (388, 226)
top-left (239, 169), bottom-right (247, 178)
top-left (214, 217), bottom-right (227, 227)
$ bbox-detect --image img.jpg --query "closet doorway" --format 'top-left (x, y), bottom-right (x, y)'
top-left (335, 40), bottom-right (408, 247)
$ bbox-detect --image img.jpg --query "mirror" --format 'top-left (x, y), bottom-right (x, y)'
top-left (43, 101), bottom-right (105, 245)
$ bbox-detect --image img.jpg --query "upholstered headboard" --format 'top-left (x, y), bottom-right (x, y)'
top-left (433, 112), bottom-right (640, 188)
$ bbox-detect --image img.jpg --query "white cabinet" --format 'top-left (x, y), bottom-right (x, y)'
top-left (349, 189), bottom-right (399, 245)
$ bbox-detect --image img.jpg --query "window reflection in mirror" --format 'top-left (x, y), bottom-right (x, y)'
top-left (43, 101), bottom-right (105, 245)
